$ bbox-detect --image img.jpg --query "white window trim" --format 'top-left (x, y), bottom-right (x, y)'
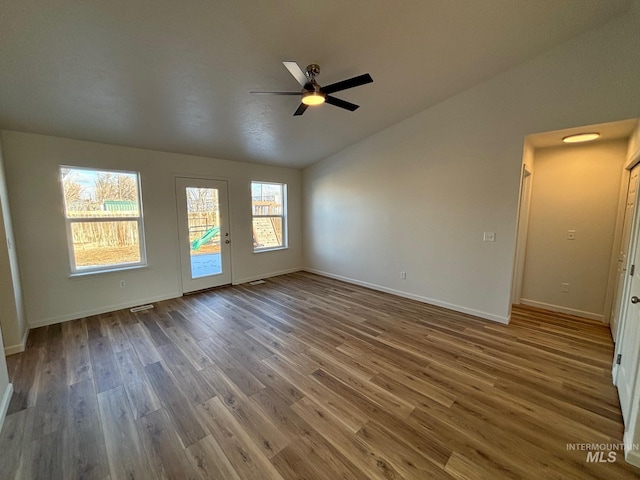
top-left (61, 166), bottom-right (148, 274)
top-left (251, 181), bottom-right (288, 253)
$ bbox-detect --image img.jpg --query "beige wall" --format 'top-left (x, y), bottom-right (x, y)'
top-left (520, 140), bottom-right (627, 320)
top-left (303, 10), bottom-right (640, 323)
top-left (0, 131), bottom-right (303, 332)
top-left (627, 120), bottom-right (640, 163)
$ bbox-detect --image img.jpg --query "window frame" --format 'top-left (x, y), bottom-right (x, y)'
top-left (60, 165), bottom-right (148, 275)
top-left (251, 181), bottom-right (288, 253)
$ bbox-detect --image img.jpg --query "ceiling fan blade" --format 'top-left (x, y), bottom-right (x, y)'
top-left (283, 61), bottom-right (308, 87)
top-left (293, 104), bottom-right (308, 116)
top-left (250, 91), bottom-right (300, 96)
top-left (325, 95), bottom-right (359, 111)
top-left (321, 73), bottom-right (373, 95)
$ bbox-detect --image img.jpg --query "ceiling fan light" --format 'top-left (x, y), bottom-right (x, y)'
top-left (562, 132), bottom-right (600, 143)
top-left (302, 91), bottom-right (325, 106)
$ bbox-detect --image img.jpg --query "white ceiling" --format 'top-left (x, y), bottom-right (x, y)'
top-left (0, 0), bottom-right (633, 168)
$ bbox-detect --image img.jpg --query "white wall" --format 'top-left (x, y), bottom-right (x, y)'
top-left (0, 136), bottom-right (28, 353)
top-left (0, 131), bottom-right (302, 328)
top-left (303, 10), bottom-right (640, 323)
top-left (520, 140), bottom-right (627, 320)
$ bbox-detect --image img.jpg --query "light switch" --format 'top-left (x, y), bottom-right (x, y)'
top-left (568, 230), bottom-right (576, 240)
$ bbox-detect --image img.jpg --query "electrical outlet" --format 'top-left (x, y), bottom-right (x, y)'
top-left (120, 280), bottom-right (126, 288)
top-left (567, 230), bottom-right (576, 240)
top-left (400, 272), bottom-right (407, 279)
top-left (483, 232), bottom-right (496, 242)
top-left (561, 283), bottom-right (569, 293)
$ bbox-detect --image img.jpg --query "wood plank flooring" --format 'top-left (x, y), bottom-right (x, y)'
top-left (1, 271), bottom-right (639, 479)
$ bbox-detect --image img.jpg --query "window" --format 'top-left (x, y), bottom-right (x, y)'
top-left (251, 181), bottom-right (287, 251)
top-left (60, 166), bottom-right (146, 274)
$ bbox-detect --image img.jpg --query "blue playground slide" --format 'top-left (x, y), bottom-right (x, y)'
top-left (192, 226), bottom-right (220, 250)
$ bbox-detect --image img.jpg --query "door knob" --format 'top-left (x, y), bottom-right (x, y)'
top-left (632, 296), bottom-right (640, 304)
top-left (225, 239), bottom-right (231, 244)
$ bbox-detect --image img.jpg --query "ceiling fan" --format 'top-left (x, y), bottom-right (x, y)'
top-left (251, 61), bottom-right (373, 116)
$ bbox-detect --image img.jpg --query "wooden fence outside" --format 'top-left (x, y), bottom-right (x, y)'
top-left (69, 211), bottom-right (218, 248)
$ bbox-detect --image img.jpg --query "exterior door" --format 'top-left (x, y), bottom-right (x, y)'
top-left (175, 177), bottom-right (231, 293)
top-left (611, 164), bottom-right (640, 339)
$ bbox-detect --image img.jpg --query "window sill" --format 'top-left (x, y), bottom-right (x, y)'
top-left (69, 264), bottom-right (148, 278)
top-left (253, 246), bottom-right (288, 254)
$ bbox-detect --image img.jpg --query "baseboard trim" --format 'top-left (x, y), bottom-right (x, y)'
top-left (624, 430), bottom-right (640, 467)
top-left (28, 267), bottom-right (305, 328)
top-left (3, 326), bottom-right (29, 356)
top-left (233, 267), bottom-right (303, 286)
top-left (0, 383), bottom-right (14, 433)
top-left (519, 298), bottom-right (604, 322)
top-left (305, 268), bottom-right (509, 324)
top-left (28, 292), bottom-right (181, 329)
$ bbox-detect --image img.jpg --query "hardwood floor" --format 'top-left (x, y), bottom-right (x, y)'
top-left (1, 271), bottom-right (638, 479)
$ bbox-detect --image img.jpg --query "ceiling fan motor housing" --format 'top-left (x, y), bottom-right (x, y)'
top-left (305, 64), bottom-right (321, 79)
top-left (304, 65), bottom-right (323, 94)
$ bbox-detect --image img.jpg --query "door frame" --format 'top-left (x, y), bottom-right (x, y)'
top-left (612, 148), bottom-right (640, 465)
top-left (174, 175), bottom-right (233, 293)
top-left (609, 164), bottom-right (640, 339)
top-left (510, 139), bottom-right (630, 325)
top-left (613, 150), bottom-right (640, 363)
top-left (511, 163), bottom-right (533, 305)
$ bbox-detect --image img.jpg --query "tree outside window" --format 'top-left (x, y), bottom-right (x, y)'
top-left (60, 166), bottom-right (146, 273)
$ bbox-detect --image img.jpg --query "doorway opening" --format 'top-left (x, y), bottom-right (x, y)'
top-left (511, 117), bottom-right (640, 449)
top-left (511, 119), bottom-right (638, 327)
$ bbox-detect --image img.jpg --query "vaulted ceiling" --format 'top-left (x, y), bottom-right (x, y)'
top-left (0, 0), bottom-right (633, 168)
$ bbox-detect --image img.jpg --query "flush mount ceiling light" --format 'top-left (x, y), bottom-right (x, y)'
top-left (562, 132), bottom-right (601, 143)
